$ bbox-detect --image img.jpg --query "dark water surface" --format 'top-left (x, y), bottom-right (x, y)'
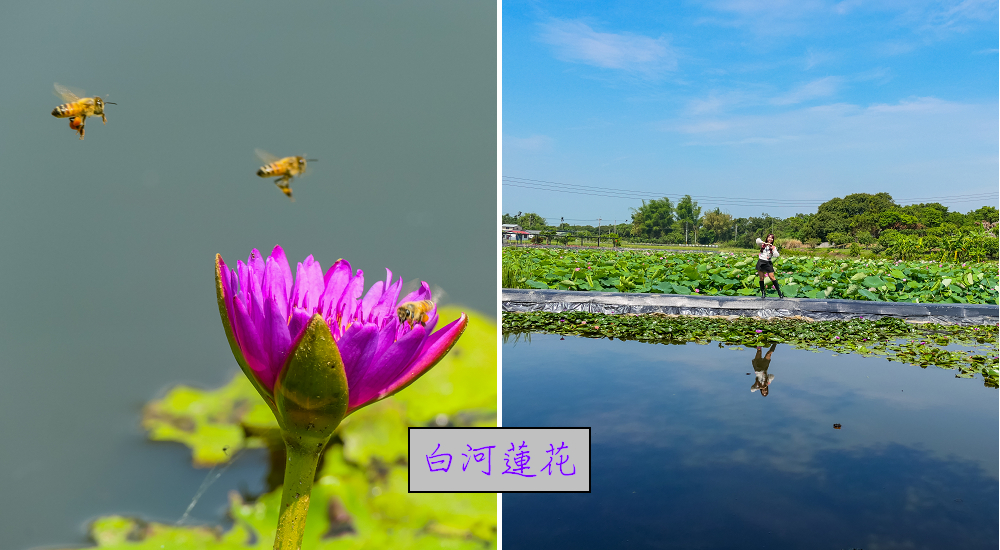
top-left (502, 334), bottom-right (998, 550)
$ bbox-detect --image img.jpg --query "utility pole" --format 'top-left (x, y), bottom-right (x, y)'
top-left (597, 218), bottom-right (602, 247)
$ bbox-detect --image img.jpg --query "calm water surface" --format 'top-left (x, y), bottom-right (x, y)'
top-left (502, 334), bottom-right (998, 550)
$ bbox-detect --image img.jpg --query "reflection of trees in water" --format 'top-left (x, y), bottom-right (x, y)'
top-left (751, 343), bottom-right (777, 396)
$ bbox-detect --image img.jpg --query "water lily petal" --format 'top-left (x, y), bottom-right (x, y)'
top-left (319, 259), bottom-right (352, 318)
top-left (261, 294), bottom-right (291, 388)
top-left (348, 324), bottom-right (426, 410)
top-left (349, 313), bottom-right (467, 413)
top-left (373, 316), bottom-right (402, 361)
top-left (287, 307), bottom-right (313, 346)
top-left (334, 270), bottom-right (365, 329)
top-left (292, 255), bottom-right (325, 313)
top-left (217, 256), bottom-right (239, 343)
top-left (246, 249), bottom-right (265, 298)
top-left (231, 294), bottom-right (274, 389)
top-left (338, 322), bottom-right (379, 384)
top-left (262, 255), bottom-right (290, 319)
top-left (360, 280), bottom-right (384, 322)
top-left (371, 273), bottom-right (403, 327)
top-left (268, 245), bottom-right (293, 304)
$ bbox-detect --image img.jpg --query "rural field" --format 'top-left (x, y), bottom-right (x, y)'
top-left (503, 248), bottom-right (999, 304)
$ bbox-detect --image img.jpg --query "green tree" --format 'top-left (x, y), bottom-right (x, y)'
top-left (630, 198), bottom-right (675, 239)
top-left (517, 212), bottom-right (547, 230)
top-left (808, 193), bottom-right (897, 241)
top-left (675, 195), bottom-right (701, 244)
top-left (967, 205), bottom-right (999, 224)
top-left (701, 208), bottom-right (733, 243)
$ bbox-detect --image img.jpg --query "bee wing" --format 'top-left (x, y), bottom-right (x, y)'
top-left (53, 83), bottom-right (83, 102)
top-left (399, 280), bottom-right (448, 305)
top-left (429, 285), bottom-right (448, 305)
top-left (255, 149), bottom-right (281, 164)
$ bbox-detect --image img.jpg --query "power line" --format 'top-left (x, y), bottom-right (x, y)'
top-left (502, 175), bottom-right (998, 207)
top-left (503, 177), bottom-right (817, 206)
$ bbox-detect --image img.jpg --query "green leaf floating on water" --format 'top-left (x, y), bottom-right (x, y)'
top-left (54, 515), bottom-right (253, 549)
top-left (141, 375), bottom-right (276, 467)
top-left (142, 306), bottom-right (496, 467)
top-left (54, 446), bottom-right (496, 549)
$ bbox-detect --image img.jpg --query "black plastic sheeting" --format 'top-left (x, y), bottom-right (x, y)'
top-left (502, 289), bottom-right (999, 326)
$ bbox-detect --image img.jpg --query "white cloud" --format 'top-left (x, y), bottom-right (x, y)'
top-left (771, 76), bottom-right (842, 105)
top-left (538, 19), bottom-right (678, 77)
top-left (695, 0), bottom-right (836, 35)
top-left (663, 97), bottom-right (992, 153)
top-left (804, 49), bottom-right (837, 70)
top-left (875, 40), bottom-right (917, 57)
top-left (921, 0), bottom-right (997, 31)
top-left (697, 0), bottom-right (995, 38)
top-left (504, 134), bottom-right (554, 152)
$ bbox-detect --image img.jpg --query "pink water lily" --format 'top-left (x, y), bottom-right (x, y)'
top-left (215, 245), bottom-right (467, 414)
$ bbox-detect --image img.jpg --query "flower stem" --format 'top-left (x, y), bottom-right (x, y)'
top-left (273, 439), bottom-right (323, 550)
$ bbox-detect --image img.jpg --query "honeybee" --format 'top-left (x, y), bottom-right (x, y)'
top-left (50, 84), bottom-right (115, 139)
top-left (255, 149), bottom-right (318, 201)
top-left (397, 300), bottom-right (435, 327)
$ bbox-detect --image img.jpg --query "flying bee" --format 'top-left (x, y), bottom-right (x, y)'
top-left (255, 149), bottom-right (318, 201)
top-left (397, 300), bottom-right (435, 327)
top-left (50, 83), bottom-right (115, 139)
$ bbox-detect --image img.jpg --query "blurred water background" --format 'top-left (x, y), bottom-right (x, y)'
top-left (0, 2), bottom-right (495, 548)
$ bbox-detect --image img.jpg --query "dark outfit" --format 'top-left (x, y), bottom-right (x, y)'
top-left (755, 258), bottom-right (775, 273)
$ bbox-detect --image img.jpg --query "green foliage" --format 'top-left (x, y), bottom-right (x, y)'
top-left (675, 195), bottom-right (701, 244)
top-left (502, 252), bottom-right (528, 289)
top-left (502, 248), bottom-right (999, 304)
top-left (502, 312), bottom-right (999, 387)
top-left (855, 230), bottom-right (874, 245)
top-left (630, 197), bottom-right (675, 239)
top-left (701, 208), bottom-right (733, 243)
top-left (96, 306), bottom-right (497, 549)
top-left (827, 231), bottom-right (851, 246)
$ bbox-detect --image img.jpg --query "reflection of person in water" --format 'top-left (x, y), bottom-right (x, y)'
top-left (751, 343), bottom-right (777, 396)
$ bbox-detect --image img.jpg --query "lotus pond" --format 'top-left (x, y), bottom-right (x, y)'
top-left (503, 248), bottom-right (1000, 304)
top-left (501, 327), bottom-right (999, 549)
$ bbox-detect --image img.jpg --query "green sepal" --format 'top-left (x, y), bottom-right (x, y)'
top-left (274, 314), bottom-right (349, 452)
top-left (215, 254), bottom-right (278, 418)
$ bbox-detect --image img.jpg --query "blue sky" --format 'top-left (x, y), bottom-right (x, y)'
top-left (502, 0), bottom-right (998, 224)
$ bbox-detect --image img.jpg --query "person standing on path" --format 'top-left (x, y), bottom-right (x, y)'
top-left (755, 233), bottom-right (784, 298)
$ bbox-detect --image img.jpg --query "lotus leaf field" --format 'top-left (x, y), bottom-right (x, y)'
top-left (504, 249), bottom-right (999, 304)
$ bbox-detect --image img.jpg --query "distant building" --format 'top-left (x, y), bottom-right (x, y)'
top-left (501, 224), bottom-right (529, 242)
